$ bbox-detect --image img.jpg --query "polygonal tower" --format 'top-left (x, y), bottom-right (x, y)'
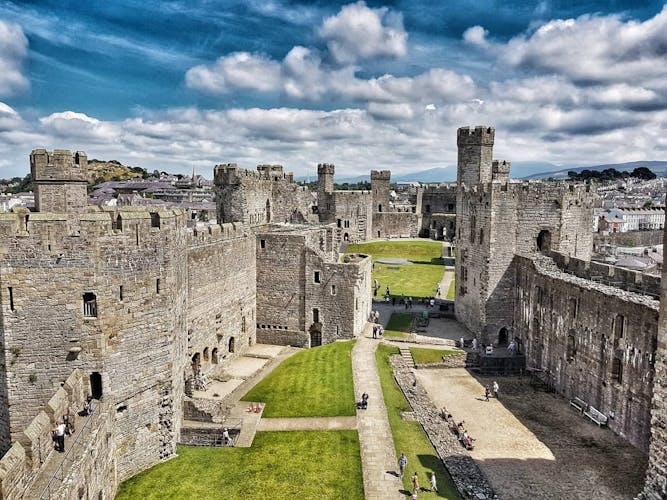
top-left (456, 126), bottom-right (494, 187)
top-left (370, 170), bottom-right (391, 213)
top-left (30, 149), bottom-right (89, 213)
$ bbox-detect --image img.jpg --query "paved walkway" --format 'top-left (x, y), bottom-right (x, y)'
top-left (258, 416), bottom-right (357, 431)
top-left (352, 336), bottom-right (403, 499)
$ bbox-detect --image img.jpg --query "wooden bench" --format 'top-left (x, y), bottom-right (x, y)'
top-left (584, 406), bottom-right (608, 426)
top-left (569, 397), bottom-right (587, 414)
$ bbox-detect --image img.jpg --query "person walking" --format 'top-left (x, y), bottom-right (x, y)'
top-left (429, 472), bottom-right (438, 492)
top-left (411, 471), bottom-right (420, 494)
top-left (484, 386), bottom-right (490, 402)
top-left (53, 421), bottom-right (66, 452)
top-left (493, 381), bottom-right (500, 399)
top-left (398, 453), bottom-right (407, 478)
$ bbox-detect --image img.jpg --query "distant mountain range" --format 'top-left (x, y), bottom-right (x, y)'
top-left (296, 160), bottom-right (667, 183)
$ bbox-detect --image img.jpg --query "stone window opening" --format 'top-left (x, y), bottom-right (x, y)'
top-left (314, 271), bottom-right (321, 283)
top-left (90, 372), bottom-right (103, 399)
top-left (613, 315), bottom-right (625, 349)
top-left (344, 220), bottom-right (350, 228)
top-left (479, 228), bottom-right (484, 244)
top-left (119, 285), bottom-right (124, 302)
top-left (425, 204), bottom-right (430, 213)
top-left (569, 298), bottom-right (578, 319)
top-left (313, 308), bottom-right (320, 323)
top-left (83, 292), bottom-right (98, 318)
top-left (537, 230), bottom-right (551, 253)
top-left (567, 333), bottom-right (576, 361)
top-left (378, 204), bottom-right (383, 212)
top-left (156, 278), bottom-right (161, 295)
top-left (212, 348), bottom-right (219, 364)
top-left (331, 284), bottom-right (336, 296)
top-left (150, 212), bottom-right (161, 229)
top-left (266, 199), bottom-right (271, 223)
top-left (337, 219), bottom-right (342, 228)
top-left (135, 225), bottom-right (139, 246)
top-left (8, 287), bottom-right (14, 311)
top-left (114, 215), bottom-right (123, 232)
top-left (611, 357), bottom-right (623, 384)
top-left (260, 239), bottom-right (266, 249)
top-left (228, 337), bottom-right (236, 353)
top-left (203, 347), bottom-right (210, 362)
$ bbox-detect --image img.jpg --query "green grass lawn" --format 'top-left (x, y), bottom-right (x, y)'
top-left (346, 241), bottom-right (445, 300)
top-left (241, 340), bottom-right (355, 417)
top-left (410, 347), bottom-right (461, 364)
top-left (376, 344), bottom-right (460, 499)
top-left (117, 431), bottom-right (364, 500)
top-left (446, 279), bottom-right (456, 300)
top-left (384, 312), bottom-right (413, 339)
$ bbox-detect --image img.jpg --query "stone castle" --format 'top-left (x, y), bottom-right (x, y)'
top-left (0, 128), bottom-right (664, 499)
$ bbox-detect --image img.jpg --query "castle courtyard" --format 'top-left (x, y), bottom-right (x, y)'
top-left (416, 368), bottom-right (648, 499)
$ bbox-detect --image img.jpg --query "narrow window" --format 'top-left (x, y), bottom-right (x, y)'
top-left (83, 293), bottom-right (97, 318)
top-left (567, 334), bottom-right (576, 361)
top-left (156, 278), bottom-right (161, 295)
top-left (337, 219), bottom-right (342, 228)
top-left (119, 285), bottom-right (124, 302)
top-left (425, 204), bottom-right (430, 213)
top-left (612, 358), bottom-right (623, 384)
top-left (242, 316), bottom-right (246, 333)
top-left (378, 204), bottom-right (383, 212)
top-left (135, 225), bottom-right (139, 246)
top-left (150, 212), bottom-right (160, 228)
top-left (313, 308), bottom-right (320, 323)
top-left (314, 271), bottom-right (321, 283)
top-left (331, 284), bottom-right (336, 296)
top-left (260, 239), bottom-right (266, 249)
top-left (570, 298), bottom-right (578, 319)
top-left (8, 287), bottom-right (14, 311)
top-left (229, 337), bottom-right (236, 353)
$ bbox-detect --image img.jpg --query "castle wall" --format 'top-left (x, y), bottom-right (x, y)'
top-left (373, 212), bottom-right (420, 239)
top-left (186, 223), bottom-right (256, 371)
top-left (214, 164), bottom-right (314, 226)
top-left (421, 184), bottom-right (456, 239)
top-left (514, 255), bottom-right (659, 451)
top-left (641, 224), bottom-right (667, 499)
top-left (331, 191), bottom-right (373, 243)
top-left (0, 209), bottom-right (189, 479)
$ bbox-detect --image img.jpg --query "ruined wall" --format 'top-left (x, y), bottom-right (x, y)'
top-left (594, 229), bottom-right (665, 249)
top-left (187, 223), bottom-right (256, 372)
top-left (641, 224), bottom-right (667, 499)
top-left (331, 191), bottom-right (373, 243)
top-left (214, 164), bottom-right (314, 226)
top-left (514, 255), bottom-right (659, 451)
top-left (0, 208), bottom-right (188, 479)
top-left (372, 212), bottom-right (420, 239)
top-left (421, 184), bottom-right (456, 239)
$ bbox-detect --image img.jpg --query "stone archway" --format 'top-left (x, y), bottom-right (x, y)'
top-left (537, 230), bottom-right (551, 252)
top-left (498, 327), bottom-right (509, 346)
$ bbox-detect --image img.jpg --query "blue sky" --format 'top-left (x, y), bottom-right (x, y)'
top-left (0, 0), bottom-right (666, 177)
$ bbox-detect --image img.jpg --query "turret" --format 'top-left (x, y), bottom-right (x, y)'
top-left (492, 160), bottom-right (511, 183)
top-left (457, 126), bottom-right (495, 187)
top-left (317, 163), bottom-right (335, 194)
top-left (371, 170), bottom-right (391, 213)
top-left (30, 149), bottom-right (89, 213)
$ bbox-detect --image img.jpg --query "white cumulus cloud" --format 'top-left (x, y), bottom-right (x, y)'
top-left (318, 1), bottom-right (407, 64)
top-left (0, 21), bottom-right (29, 96)
top-left (185, 52), bottom-right (281, 93)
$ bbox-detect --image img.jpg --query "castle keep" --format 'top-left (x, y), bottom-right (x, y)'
top-left (0, 127), bottom-right (665, 498)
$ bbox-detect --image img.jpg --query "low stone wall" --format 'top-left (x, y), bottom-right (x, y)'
top-left (595, 230), bottom-right (664, 248)
top-left (256, 327), bottom-right (308, 347)
top-left (415, 354), bottom-right (467, 369)
top-left (391, 356), bottom-right (496, 499)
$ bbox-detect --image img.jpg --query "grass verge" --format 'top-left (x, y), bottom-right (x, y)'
top-left (446, 279), bottom-right (456, 300)
top-left (241, 340), bottom-right (355, 417)
top-left (376, 344), bottom-right (460, 499)
top-left (117, 431), bottom-right (364, 500)
top-left (384, 313), bottom-right (413, 339)
top-left (346, 241), bottom-right (442, 261)
top-left (410, 347), bottom-right (461, 365)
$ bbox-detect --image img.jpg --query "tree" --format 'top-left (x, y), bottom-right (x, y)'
top-left (631, 167), bottom-right (656, 180)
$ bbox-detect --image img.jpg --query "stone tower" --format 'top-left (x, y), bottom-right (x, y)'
top-left (30, 149), bottom-right (88, 213)
top-left (317, 163), bottom-right (335, 223)
top-left (457, 126), bottom-right (494, 187)
top-left (640, 224), bottom-right (667, 499)
top-left (371, 170), bottom-right (391, 213)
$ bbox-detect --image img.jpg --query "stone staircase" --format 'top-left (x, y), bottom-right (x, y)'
top-left (398, 347), bottom-right (415, 368)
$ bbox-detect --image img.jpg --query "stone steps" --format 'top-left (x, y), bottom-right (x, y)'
top-left (398, 347), bottom-right (415, 368)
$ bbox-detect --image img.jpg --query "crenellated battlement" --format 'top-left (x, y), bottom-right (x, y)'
top-left (370, 170), bottom-right (391, 181)
top-left (457, 126), bottom-right (495, 146)
top-left (215, 163), bottom-right (297, 186)
top-left (317, 163), bottom-right (335, 175)
top-left (30, 149), bottom-right (88, 182)
top-left (189, 221), bottom-right (247, 246)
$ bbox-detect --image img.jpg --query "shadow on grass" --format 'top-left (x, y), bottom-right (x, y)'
top-left (410, 258), bottom-right (445, 265)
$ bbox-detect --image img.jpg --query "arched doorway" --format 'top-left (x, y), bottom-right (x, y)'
top-left (343, 233), bottom-right (349, 242)
top-left (191, 353), bottom-right (201, 373)
top-left (537, 230), bottom-right (551, 252)
top-left (228, 337), bottom-right (236, 353)
top-left (498, 327), bottom-right (508, 346)
top-left (90, 372), bottom-right (103, 399)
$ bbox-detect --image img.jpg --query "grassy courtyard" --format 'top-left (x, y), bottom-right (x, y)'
top-left (376, 344), bottom-right (460, 499)
top-left (346, 241), bottom-right (445, 300)
top-left (410, 347), bottom-right (460, 364)
top-left (241, 340), bottom-right (356, 417)
top-left (117, 431), bottom-right (364, 500)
